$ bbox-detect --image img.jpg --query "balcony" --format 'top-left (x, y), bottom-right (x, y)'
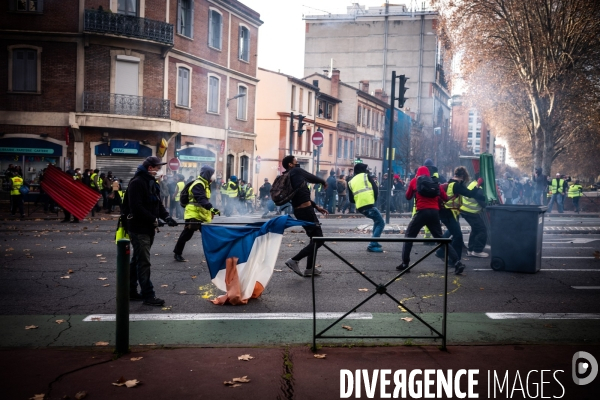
top-left (84, 9), bottom-right (174, 45)
top-left (83, 92), bottom-right (171, 119)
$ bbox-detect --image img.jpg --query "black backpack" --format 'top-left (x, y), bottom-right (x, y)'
top-left (417, 175), bottom-right (440, 198)
top-left (179, 180), bottom-right (196, 208)
top-left (270, 173), bottom-right (302, 206)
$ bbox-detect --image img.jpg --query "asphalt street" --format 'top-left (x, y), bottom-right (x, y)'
top-left (1, 214), bottom-right (599, 349)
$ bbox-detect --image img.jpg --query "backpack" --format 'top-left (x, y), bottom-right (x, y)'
top-left (336, 180), bottom-right (345, 194)
top-left (417, 175), bottom-right (440, 198)
top-left (19, 182), bottom-right (30, 195)
top-left (179, 180), bottom-right (196, 208)
top-left (270, 173), bottom-right (302, 206)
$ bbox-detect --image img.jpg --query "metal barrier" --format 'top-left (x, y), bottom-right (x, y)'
top-left (310, 237), bottom-right (452, 351)
top-left (116, 239), bottom-right (131, 355)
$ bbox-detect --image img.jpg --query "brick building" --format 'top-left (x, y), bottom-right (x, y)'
top-left (0, 0), bottom-right (261, 187)
top-left (450, 95), bottom-right (495, 156)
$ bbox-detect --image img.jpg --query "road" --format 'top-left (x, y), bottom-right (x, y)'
top-left (1, 215), bottom-right (599, 347)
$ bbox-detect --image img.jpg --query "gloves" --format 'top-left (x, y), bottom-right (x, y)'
top-left (156, 219), bottom-right (165, 227)
top-left (210, 208), bottom-right (220, 216)
top-left (165, 216), bottom-right (178, 227)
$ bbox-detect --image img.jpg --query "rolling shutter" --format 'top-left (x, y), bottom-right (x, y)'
top-left (96, 156), bottom-right (145, 188)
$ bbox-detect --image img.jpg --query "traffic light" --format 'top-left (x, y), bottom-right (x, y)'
top-left (398, 75), bottom-right (409, 108)
top-left (297, 114), bottom-right (306, 136)
top-left (289, 112), bottom-right (295, 136)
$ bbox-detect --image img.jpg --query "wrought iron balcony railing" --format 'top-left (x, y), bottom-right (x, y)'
top-left (84, 9), bottom-right (174, 45)
top-left (83, 92), bottom-right (171, 119)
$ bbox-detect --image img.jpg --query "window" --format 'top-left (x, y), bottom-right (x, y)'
top-left (10, 0), bottom-right (43, 12)
top-left (240, 156), bottom-right (249, 182)
top-left (337, 138), bottom-right (342, 158)
top-left (357, 106), bottom-right (362, 125)
top-left (350, 141), bottom-right (354, 159)
top-left (237, 85), bottom-right (247, 120)
top-left (326, 103), bottom-right (333, 120)
top-left (226, 154), bottom-right (234, 178)
top-left (476, 132), bottom-right (481, 138)
top-left (208, 9), bottom-right (223, 50)
top-left (207, 75), bottom-right (219, 113)
top-left (176, 66), bottom-right (191, 107)
top-left (238, 25), bottom-right (250, 62)
top-left (318, 100), bottom-right (324, 118)
top-left (290, 85), bottom-right (296, 110)
top-left (374, 113), bottom-right (378, 132)
top-left (328, 134), bottom-right (333, 156)
top-left (299, 88), bottom-right (304, 113)
top-left (344, 139), bottom-right (348, 159)
top-left (305, 128), bottom-right (311, 151)
top-left (367, 109), bottom-right (371, 128)
top-left (307, 92), bottom-right (313, 115)
top-left (118, 0), bottom-right (137, 16)
top-left (177, 0), bottom-right (194, 38)
top-left (11, 48), bottom-right (39, 93)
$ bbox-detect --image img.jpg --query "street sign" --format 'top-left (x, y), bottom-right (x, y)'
top-left (168, 157), bottom-right (180, 171)
top-left (312, 131), bottom-right (324, 146)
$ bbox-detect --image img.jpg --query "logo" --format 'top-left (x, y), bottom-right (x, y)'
top-left (572, 351), bottom-right (598, 385)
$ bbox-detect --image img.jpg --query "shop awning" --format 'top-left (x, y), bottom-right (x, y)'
top-left (41, 165), bottom-right (101, 220)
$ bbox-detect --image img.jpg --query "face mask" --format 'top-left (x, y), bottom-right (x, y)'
top-left (294, 164), bottom-right (300, 168)
top-left (148, 167), bottom-right (158, 177)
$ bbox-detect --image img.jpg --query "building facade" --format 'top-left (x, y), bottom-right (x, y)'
top-left (303, 3), bottom-right (450, 135)
top-left (0, 0), bottom-right (261, 188)
top-left (451, 95), bottom-right (495, 156)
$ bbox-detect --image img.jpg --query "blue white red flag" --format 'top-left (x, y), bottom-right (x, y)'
top-left (201, 216), bottom-right (313, 305)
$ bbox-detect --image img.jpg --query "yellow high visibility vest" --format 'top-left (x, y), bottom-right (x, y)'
top-left (10, 176), bottom-right (23, 195)
top-left (175, 181), bottom-right (185, 201)
top-left (549, 178), bottom-right (565, 194)
top-left (568, 184), bottom-right (582, 198)
top-left (184, 178), bottom-right (212, 222)
top-left (460, 181), bottom-right (482, 213)
top-left (348, 173), bottom-right (375, 209)
top-left (227, 181), bottom-right (239, 198)
top-left (90, 173), bottom-right (98, 188)
top-left (444, 181), bottom-right (462, 210)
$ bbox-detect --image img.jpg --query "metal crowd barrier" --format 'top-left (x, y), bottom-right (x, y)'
top-left (310, 236), bottom-right (452, 351)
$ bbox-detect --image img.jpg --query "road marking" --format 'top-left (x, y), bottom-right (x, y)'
top-left (486, 313), bottom-right (600, 320)
top-left (544, 239), bottom-right (599, 244)
top-left (474, 269), bottom-right (600, 272)
top-left (83, 312), bottom-right (373, 322)
top-left (571, 286), bottom-right (600, 290)
top-left (542, 256), bottom-right (596, 259)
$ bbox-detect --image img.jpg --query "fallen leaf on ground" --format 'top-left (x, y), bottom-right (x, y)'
top-left (91, 317), bottom-right (101, 321)
top-left (287, 244), bottom-right (292, 247)
top-left (342, 325), bottom-right (353, 331)
top-left (29, 394), bottom-right (45, 400)
top-left (60, 276), bottom-right (70, 279)
top-left (480, 287), bottom-right (484, 290)
top-left (358, 288), bottom-right (368, 292)
top-left (55, 319), bottom-right (66, 324)
top-left (233, 376), bottom-right (251, 383)
top-left (594, 251), bottom-right (600, 259)
top-left (67, 251), bottom-right (73, 254)
top-left (161, 307), bottom-right (172, 311)
top-left (112, 377), bottom-right (141, 388)
top-left (94, 341), bottom-right (109, 346)
top-left (314, 354), bottom-right (327, 359)
top-left (74, 391), bottom-right (87, 399)
top-left (96, 254), bottom-right (102, 257)
top-left (25, 325), bottom-right (38, 330)
top-left (130, 357), bottom-right (143, 361)
top-left (57, 246), bottom-right (66, 249)
top-left (224, 382), bottom-right (242, 387)
top-left (68, 269), bottom-right (74, 274)
top-left (92, 241), bottom-right (98, 244)
top-left (274, 269), bottom-right (283, 272)
top-left (99, 261), bottom-right (107, 263)
top-left (102, 284), bottom-right (110, 287)
top-left (99, 257), bottom-right (106, 260)
top-left (238, 354), bottom-right (254, 361)
top-left (98, 277), bottom-right (108, 280)
top-left (191, 275), bottom-right (197, 279)
top-left (160, 284), bottom-right (168, 287)
top-left (179, 291), bottom-right (187, 294)
top-left (401, 317), bottom-right (413, 322)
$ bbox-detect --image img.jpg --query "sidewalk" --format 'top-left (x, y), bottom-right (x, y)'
top-left (2, 345), bottom-right (597, 399)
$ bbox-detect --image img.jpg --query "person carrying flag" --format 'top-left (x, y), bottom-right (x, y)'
top-left (173, 165), bottom-right (220, 262)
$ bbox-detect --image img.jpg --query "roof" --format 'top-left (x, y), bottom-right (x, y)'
top-left (303, 72), bottom-right (388, 108)
top-left (259, 67), bottom-right (320, 92)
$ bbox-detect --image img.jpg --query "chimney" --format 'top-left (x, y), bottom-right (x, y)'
top-left (359, 80), bottom-right (370, 93)
top-left (374, 88), bottom-right (383, 101)
top-left (331, 69), bottom-right (340, 99)
top-left (381, 92), bottom-right (389, 104)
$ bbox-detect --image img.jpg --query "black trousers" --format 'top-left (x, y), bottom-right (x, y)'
top-left (460, 211), bottom-right (487, 253)
top-left (173, 219), bottom-right (201, 255)
top-left (291, 206), bottom-right (323, 270)
top-left (402, 208), bottom-right (458, 266)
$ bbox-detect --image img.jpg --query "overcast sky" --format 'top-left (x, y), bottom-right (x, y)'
top-left (241, 0), bottom-right (409, 78)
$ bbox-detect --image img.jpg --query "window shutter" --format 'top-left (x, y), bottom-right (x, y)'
top-left (13, 50), bottom-right (25, 91)
top-left (238, 25), bottom-right (242, 59)
top-left (37, 0), bottom-right (44, 12)
top-left (177, 68), bottom-right (183, 105)
top-left (177, 0), bottom-right (182, 34)
top-left (182, 69), bottom-right (189, 107)
top-left (189, 0), bottom-right (194, 39)
top-left (219, 14), bottom-right (223, 49)
top-left (208, 11), bottom-right (213, 47)
top-left (25, 50), bottom-right (37, 92)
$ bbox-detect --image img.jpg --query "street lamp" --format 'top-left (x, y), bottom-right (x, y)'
top-left (223, 93), bottom-right (247, 180)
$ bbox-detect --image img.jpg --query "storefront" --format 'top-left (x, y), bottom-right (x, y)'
top-left (175, 146), bottom-right (217, 181)
top-left (0, 136), bottom-right (65, 186)
top-left (94, 140), bottom-right (152, 186)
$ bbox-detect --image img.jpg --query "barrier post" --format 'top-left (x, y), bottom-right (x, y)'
top-left (116, 239), bottom-right (130, 355)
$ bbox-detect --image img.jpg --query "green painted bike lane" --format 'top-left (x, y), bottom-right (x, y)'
top-left (1, 313), bottom-right (599, 347)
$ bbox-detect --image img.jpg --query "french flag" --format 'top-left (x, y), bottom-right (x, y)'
top-left (201, 216), bottom-right (313, 305)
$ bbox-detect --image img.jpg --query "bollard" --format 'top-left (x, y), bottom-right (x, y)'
top-left (116, 239), bottom-right (130, 355)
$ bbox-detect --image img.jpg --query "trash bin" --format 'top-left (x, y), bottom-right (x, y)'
top-left (487, 204), bottom-right (547, 273)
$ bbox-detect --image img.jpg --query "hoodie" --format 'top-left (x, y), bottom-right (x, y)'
top-left (127, 164), bottom-right (169, 235)
top-left (189, 165), bottom-right (215, 210)
top-left (405, 166), bottom-right (448, 210)
top-left (348, 163), bottom-right (379, 210)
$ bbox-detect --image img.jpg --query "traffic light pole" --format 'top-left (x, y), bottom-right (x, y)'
top-left (385, 71), bottom-right (397, 224)
top-left (289, 112), bottom-right (295, 154)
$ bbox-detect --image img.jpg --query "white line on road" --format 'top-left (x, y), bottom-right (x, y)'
top-left (474, 269), bottom-right (600, 272)
top-left (486, 313), bottom-right (600, 320)
top-left (542, 247), bottom-right (594, 249)
top-left (83, 312), bottom-right (374, 322)
top-left (571, 286), bottom-right (600, 290)
top-left (543, 239), bottom-right (600, 244)
top-left (542, 257), bottom-right (596, 259)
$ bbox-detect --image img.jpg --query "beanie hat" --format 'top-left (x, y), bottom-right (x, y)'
top-left (424, 159), bottom-right (434, 167)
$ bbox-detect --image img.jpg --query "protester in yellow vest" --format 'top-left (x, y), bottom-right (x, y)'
top-left (459, 177), bottom-right (489, 257)
top-left (348, 163), bottom-right (385, 252)
top-left (173, 165), bottom-right (219, 262)
top-left (547, 173), bottom-right (565, 213)
top-left (10, 171), bottom-right (25, 218)
top-left (223, 176), bottom-right (239, 216)
top-left (173, 174), bottom-right (186, 219)
top-left (568, 180), bottom-right (583, 213)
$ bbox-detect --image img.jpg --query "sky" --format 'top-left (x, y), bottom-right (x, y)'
top-left (240, 0), bottom-right (417, 78)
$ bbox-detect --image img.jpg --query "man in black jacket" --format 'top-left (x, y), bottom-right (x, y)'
top-left (126, 156), bottom-right (177, 306)
top-left (259, 177), bottom-right (272, 218)
top-left (281, 155), bottom-right (329, 277)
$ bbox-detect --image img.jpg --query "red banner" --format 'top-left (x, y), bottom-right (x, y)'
top-left (41, 165), bottom-right (101, 220)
